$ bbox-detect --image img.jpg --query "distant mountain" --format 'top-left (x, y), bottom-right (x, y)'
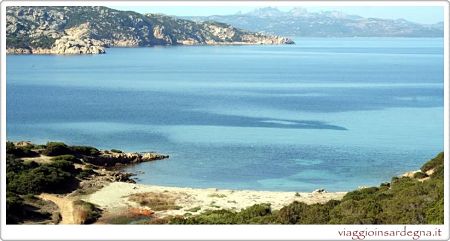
top-left (186, 7), bottom-right (443, 37)
top-left (6, 6), bottom-right (293, 54)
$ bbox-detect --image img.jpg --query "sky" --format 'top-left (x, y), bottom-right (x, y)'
top-left (110, 6), bottom-right (444, 24)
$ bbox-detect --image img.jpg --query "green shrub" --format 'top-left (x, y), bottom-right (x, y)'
top-left (76, 167), bottom-right (96, 179)
top-left (6, 34), bottom-right (31, 49)
top-left (330, 198), bottom-right (383, 224)
top-left (6, 141), bottom-right (15, 153)
top-left (430, 165), bottom-right (444, 179)
top-left (426, 198), bottom-right (444, 224)
top-left (421, 152), bottom-right (443, 173)
top-left (237, 203), bottom-right (272, 223)
top-left (297, 200), bottom-right (340, 224)
top-left (170, 153), bottom-right (444, 225)
top-left (176, 209), bottom-right (237, 224)
top-left (170, 204), bottom-right (275, 224)
top-left (6, 155), bottom-right (29, 173)
top-left (277, 201), bottom-right (309, 224)
top-left (42, 142), bottom-right (72, 156)
top-left (6, 141), bottom-right (39, 157)
top-left (7, 157), bottom-right (78, 195)
top-left (70, 146), bottom-right (100, 156)
top-left (6, 191), bottom-right (25, 224)
top-left (47, 159), bottom-right (76, 173)
top-left (342, 187), bottom-right (380, 202)
top-left (29, 35), bottom-right (55, 49)
top-left (413, 171), bottom-right (428, 179)
top-left (110, 149), bottom-right (123, 153)
top-left (186, 206), bottom-right (201, 212)
top-left (51, 155), bottom-right (81, 164)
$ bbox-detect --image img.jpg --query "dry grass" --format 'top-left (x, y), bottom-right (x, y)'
top-left (72, 200), bottom-right (101, 224)
top-left (20, 155), bottom-right (54, 164)
top-left (186, 206), bottom-right (201, 212)
top-left (97, 207), bottom-right (155, 224)
top-left (128, 192), bottom-right (182, 211)
top-left (208, 193), bottom-right (227, 198)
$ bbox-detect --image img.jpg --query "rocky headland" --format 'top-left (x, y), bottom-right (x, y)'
top-left (6, 6), bottom-right (294, 55)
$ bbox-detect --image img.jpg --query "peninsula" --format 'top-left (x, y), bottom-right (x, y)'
top-left (6, 6), bottom-right (294, 55)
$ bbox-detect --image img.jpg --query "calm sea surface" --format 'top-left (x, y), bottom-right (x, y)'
top-left (7, 38), bottom-right (444, 192)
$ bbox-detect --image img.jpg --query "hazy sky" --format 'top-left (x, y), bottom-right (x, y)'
top-left (110, 6), bottom-right (444, 24)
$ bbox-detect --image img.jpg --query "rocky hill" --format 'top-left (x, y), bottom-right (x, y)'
top-left (187, 7), bottom-right (443, 37)
top-left (6, 6), bottom-right (294, 55)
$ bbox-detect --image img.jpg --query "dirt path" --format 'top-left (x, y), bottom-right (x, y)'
top-left (39, 194), bottom-right (76, 224)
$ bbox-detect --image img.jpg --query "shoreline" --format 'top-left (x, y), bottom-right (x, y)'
top-left (81, 182), bottom-right (347, 222)
top-left (6, 141), bottom-right (444, 224)
top-left (73, 159), bottom-right (347, 221)
top-left (6, 40), bottom-right (294, 56)
top-left (7, 140), bottom-right (346, 223)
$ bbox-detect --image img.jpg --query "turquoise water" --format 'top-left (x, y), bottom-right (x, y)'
top-left (7, 38), bottom-right (444, 191)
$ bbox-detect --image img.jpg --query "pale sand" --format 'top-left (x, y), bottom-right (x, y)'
top-left (39, 193), bottom-right (76, 224)
top-left (83, 182), bottom-right (346, 218)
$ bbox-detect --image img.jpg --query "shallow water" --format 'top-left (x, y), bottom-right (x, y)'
top-left (7, 37), bottom-right (444, 191)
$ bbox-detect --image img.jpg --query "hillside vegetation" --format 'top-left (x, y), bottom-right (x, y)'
top-left (164, 152), bottom-right (444, 224)
top-left (6, 141), bottom-right (444, 224)
top-left (6, 6), bottom-right (293, 54)
top-left (6, 141), bottom-right (167, 224)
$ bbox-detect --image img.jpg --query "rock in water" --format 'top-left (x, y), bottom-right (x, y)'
top-left (83, 150), bottom-right (169, 167)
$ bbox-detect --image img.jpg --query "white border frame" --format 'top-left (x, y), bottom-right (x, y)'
top-left (1, 1), bottom-right (449, 240)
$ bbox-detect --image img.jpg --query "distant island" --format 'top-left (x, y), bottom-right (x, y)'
top-left (6, 6), bottom-right (294, 55)
top-left (186, 7), bottom-right (443, 37)
top-left (6, 141), bottom-right (444, 224)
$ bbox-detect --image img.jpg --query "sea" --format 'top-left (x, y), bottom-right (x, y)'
top-left (6, 37), bottom-right (444, 192)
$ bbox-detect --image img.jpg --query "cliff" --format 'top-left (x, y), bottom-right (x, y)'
top-left (6, 6), bottom-right (294, 55)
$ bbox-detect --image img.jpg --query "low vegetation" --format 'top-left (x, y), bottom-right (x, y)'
top-left (72, 200), bottom-right (102, 224)
top-left (41, 142), bottom-right (100, 157)
top-left (6, 191), bottom-right (60, 224)
top-left (7, 156), bottom-right (79, 195)
top-left (5, 141), bottom-right (108, 224)
top-left (6, 140), bottom-right (444, 225)
top-left (208, 193), bottom-right (227, 198)
top-left (186, 206), bottom-right (202, 212)
top-left (6, 142), bottom-right (39, 157)
top-left (98, 208), bottom-right (154, 224)
top-left (412, 171), bottom-right (428, 179)
top-left (6, 192), bottom-right (26, 224)
top-left (110, 149), bottom-right (123, 153)
top-left (128, 192), bottom-right (182, 211)
top-left (166, 152), bottom-right (444, 224)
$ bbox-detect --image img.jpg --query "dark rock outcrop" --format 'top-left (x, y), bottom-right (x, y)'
top-left (83, 150), bottom-right (169, 167)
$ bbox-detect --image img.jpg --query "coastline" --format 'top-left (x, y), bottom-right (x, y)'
top-left (6, 141), bottom-right (345, 224)
top-left (6, 141), bottom-right (444, 224)
top-left (6, 40), bottom-right (294, 55)
top-left (35, 169), bottom-right (347, 224)
top-left (82, 182), bottom-right (347, 221)
top-left (67, 157), bottom-right (347, 223)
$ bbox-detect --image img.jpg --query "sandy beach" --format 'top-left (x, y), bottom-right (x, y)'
top-left (83, 182), bottom-right (347, 219)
